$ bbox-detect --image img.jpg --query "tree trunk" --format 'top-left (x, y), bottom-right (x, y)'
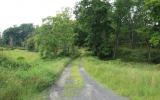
top-left (145, 40), bottom-right (151, 62)
top-left (148, 45), bottom-right (151, 62)
top-left (130, 31), bottom-right (134, 49)
top-left (72, 45), bottom-right (75, 55)
top-left (9, 36), bottom-right (13, 48)
top-left (63, 44), bottom-right (67, 56)
top-left (67, 47), bottom-right (69, 55)
top-left (129, 19), bottom-right (134, 49)
top-left (54, 47), bottom-right (58, 56)
top-left (113, 24), bottom-right (120, 59)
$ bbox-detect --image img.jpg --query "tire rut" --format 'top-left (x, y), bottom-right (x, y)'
top-left (48, 60), bottom-right (129, 100)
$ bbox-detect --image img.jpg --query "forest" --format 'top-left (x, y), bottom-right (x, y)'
top-left (1, 0), bottom-right (160, 62)
top-left (0, 0), bottom-right (160, 100)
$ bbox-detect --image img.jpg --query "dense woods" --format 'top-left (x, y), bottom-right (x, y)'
top-left (74, 0), bottom-right (160, 63)
top-left (1, 0), bottom-right (160, 62)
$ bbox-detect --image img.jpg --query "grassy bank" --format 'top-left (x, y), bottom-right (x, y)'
top-left (0, 49), bottom-right (69, 100)
top-left (83, 56), bottom-right (160, 100)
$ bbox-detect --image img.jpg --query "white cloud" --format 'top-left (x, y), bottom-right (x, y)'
top-left (0, 0), bottom-right (79, 32)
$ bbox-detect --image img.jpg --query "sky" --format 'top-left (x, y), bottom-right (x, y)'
top-left (0, 0), bottom-right (79, 33)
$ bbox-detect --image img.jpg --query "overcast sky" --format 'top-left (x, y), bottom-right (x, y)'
top-left (0, 0), bottom-right (79, 33)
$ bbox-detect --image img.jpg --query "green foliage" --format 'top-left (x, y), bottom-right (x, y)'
top-left (37, 25), bottom-right (59, 58)
top-left (25, 35), bottom-right (37, 51)
top-left (150, 32), bottom-right (160, 47)
top-left (145, 0), bottom-right (160, 22)
top-left (34, 8), bottom-right (75, 58)
top-left (150, 50), bottom-right (160, 63)
top-left (2, 24), bottom-right (35, 47)
top-left (74, 0), bottom-right (113, 58)
top-left (74, 23), bottom-right (88, 47)
top-left (118, 48), bottom-right (147, 62)
top-left (145, 0), bottom-right (160, 47)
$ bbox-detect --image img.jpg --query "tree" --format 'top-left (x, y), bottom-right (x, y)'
top-left (135, 0), bottom-right (160, 61)
top-left (3, 27), bottom-right (18, 47)
top-left (52, 8), bottom-right (75, 55)
top-left (74, 21), bottom-right (88, 47)
top-left (75, 0), bottom-right (113, 58)
top-left (2, 24), bottom-right (35, 47)
top-left (150, 32), bottom-right (160, 48)
top-left (146, 0), bottom-right (160, 48)
top-left (34, 24), bottom-right (58, 58)
top-left (18, 24), bottom-right (35, 46)
top-left (113, 0), bottom-right (130, 58)
top-left (34, 8), bottom-right (75, 58)
top-left (25, 34), bottom-right (37, 51)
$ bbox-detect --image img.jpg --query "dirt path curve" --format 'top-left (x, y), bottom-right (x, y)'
top-left (48, 61), bottom-right (128, 100)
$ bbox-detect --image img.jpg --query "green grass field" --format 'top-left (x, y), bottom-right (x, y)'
top-left (0, 49), bottom-right (69, 100)
top-left (1, 49), bottom-right (39, 63)
top-left (83, 56), bottom-right (160, 100)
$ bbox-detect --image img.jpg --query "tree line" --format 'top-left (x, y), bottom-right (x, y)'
top-left (1, 0), bottom-right (160, 63)
top-left (74, 0), bottom-right (160, 63)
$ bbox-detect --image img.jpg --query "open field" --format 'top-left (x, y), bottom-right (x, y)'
top-left (2, 49), bottom-right (40, 63)
top-left (1, 49), bottom-right (160, 100)
top-left (0, 49), bottom-right (69, 100)
top-left (83, 56), bottom-right (160, 100)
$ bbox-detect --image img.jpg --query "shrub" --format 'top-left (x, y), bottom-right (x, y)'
top-left (151, 50), bottom-right (160, 64)
top-left (0, 56), bottom-right (31, 69)
top-left (118, 47), bottom-right (160, 63)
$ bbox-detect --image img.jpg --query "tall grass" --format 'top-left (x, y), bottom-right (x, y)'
top-left (0, 49), bottom-right (69, 100)
top-left (1, 49), bottom-right (39, 63)
top-left (83, 56), bottom-right (160, 100)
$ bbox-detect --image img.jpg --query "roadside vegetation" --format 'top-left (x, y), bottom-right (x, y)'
top-left (0, 49), bottom-right (69, 100)
top-left (83, 55), bottom-right (160, 100)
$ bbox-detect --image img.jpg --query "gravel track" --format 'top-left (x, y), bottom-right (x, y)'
top-left (48, 61), bottom-right (128, 100)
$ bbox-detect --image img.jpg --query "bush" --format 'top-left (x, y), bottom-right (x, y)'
top-left (151, 50), bottom-right (160, 64)
top-left (17, 56), bottom-right (25, 61)
top-left (0, 56), bottom-right (31, 69)
top-left (25, 36), bottom-right (36, 51)
top-left (118, 47), bottom-right (160, 63)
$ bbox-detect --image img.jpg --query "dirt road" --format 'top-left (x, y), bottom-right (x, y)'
top-left (48, 61), bottom-right (128, 100)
